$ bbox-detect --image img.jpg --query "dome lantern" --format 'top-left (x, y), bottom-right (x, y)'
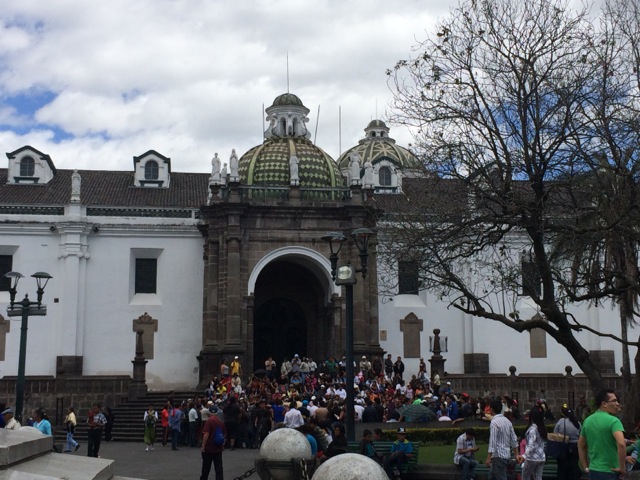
top-left (264, 93), bottom-right (311, 140)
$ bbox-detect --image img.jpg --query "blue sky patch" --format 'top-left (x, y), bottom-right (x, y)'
top-left (1, 90), bottom-right (73, 141)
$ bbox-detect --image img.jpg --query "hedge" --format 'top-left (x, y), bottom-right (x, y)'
top-left (379, 423), bottom-right (556, 445)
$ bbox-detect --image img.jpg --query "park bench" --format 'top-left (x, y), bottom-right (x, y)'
top-left (473, 458), bottom-right (559, 480)
top-left (347, 440), bottom-right (421, 476)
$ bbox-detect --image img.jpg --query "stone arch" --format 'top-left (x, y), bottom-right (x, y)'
top-left (249, 247), bottom-right (340, 371)
top-left (247, 246), bottom-right (339, 299)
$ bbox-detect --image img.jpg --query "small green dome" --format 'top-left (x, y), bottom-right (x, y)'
top-left (366, 119), bottom-right (388, 130)
top-left (337, 118), bottom-right (421, 171)
top-left (271, 93), bottom-right (304, 107)
top-left (238, 137), bottom-right (345, 188)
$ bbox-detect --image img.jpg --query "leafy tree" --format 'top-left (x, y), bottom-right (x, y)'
top-left (384, 0), bottom-right (640, 409)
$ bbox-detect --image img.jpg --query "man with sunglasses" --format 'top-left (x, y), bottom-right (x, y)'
top-left (578, 389), bottom-right (626, 479)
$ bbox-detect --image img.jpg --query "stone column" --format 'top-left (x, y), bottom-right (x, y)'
top-left (198, 224), bottom-right (222, 384)
top-left (56, 217), bottom-right (90, 376)
top-left (130, 329), bottom-right (148, 400)
top-left (429, 328), bottom-right (446, 382)
top-left (225, 217), bottom-right (242, 347)
top-left (0, 315), bottom-right (10, 361)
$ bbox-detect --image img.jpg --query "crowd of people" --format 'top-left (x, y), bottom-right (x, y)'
top-left (3, 355), bottom-right (639, 480)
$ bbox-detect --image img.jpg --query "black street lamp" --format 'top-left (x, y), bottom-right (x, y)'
top-left (322, 227), bottom-right (372, 442)
top-left (5, 271), bottom-right (52, 423)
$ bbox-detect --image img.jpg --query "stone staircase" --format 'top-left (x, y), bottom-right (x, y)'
top-left (54, 390), bottom-right (200, 444)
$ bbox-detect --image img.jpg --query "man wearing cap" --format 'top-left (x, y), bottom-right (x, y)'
top-left (2, 408), bottom-right (21, 430)
top-left (230, 356), bottom-right (242, 377)
top-left (359, 355), bottom-right (372, 374)
top-left (384, 427), bottom-right (414, 478)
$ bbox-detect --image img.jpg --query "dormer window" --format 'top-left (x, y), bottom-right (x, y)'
top-left (6, 146), bottom-right (57, 185)
top-left (145, 161), bottom-right (159, 180)
top-left (133, 150), bottom-right (171, 187)
top-left (20, 156), bottom-right (35, 177)
top-left (379, 166), bottom-right (392, 186)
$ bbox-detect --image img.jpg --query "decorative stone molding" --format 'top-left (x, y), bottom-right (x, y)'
top-left (399, 312), bottom-right (423, 358)
top-left (132, 312), bottom-right (158, 360)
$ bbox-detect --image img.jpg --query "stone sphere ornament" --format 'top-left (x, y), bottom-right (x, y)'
top-left (311, 453), bottom-right (389, 480)
top-left (258, 428), bottom-right (312, 480)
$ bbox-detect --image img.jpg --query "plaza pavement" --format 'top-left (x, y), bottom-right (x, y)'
top-left (72, 441), bottom-right (261, 480)
top-left (74, 420), bottom-right (516, 480)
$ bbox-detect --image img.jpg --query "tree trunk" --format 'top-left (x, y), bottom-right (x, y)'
top-left (624, 337), bottom-right (640, 431)
top-left (621, 311), bottom-right (632, 387)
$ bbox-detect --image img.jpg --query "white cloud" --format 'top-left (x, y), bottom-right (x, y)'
top-left (0, 0), bottom-right (445, 172)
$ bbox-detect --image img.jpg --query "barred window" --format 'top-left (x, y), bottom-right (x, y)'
top-left (135, 258), bottom-right (157, 294)
top-left (398, 260), bottom-right (419, 295)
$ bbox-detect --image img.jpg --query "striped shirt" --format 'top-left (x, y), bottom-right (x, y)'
top-left (523, 424), bottom-right (546, 462)
top-left (488, 413), bottom-right (518, 459)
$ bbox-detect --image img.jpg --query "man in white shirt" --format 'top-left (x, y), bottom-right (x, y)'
top-left (354, 400), bottom-right (365, 422)
top-left (334, 385), bottom-right (347, 400)
top-left (283, 404), bottom-right (304, 429)
top-left (307, 398), bottom-right (318, 418)
top-left (454, 429), bottom-right (479, 480)
top-left (2, 408), bottom-right (20, 430)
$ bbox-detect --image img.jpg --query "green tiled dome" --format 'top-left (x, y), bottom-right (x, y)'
top-left (238, 137), bottom-right (345, 188)
top-left (337, 120), bottom-right (421, 171)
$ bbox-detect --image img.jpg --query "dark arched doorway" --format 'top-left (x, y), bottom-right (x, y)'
top-left (252, 258), bottom-right (331, 372)
top-left (254, 298), bottom-right (306, 371)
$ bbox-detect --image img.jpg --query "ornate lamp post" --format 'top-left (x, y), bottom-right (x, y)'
top-left (322, 228), bottom-right (372, 442)
top-left (4, 271), bottom-right (52, 423)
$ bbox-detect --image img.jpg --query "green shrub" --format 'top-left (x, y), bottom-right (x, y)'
top-left (379, 423), bottom-right (553, 445)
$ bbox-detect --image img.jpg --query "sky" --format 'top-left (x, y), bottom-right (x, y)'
top-left (0, 1), bottom-right (452, 173)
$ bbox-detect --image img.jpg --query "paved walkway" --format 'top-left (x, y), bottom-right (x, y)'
top-left (81, 420), bottom-right (520, 480)
top-left (76, 442), bottom-right (261, 480)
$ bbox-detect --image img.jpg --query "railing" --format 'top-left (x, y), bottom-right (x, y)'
top-left (216, 186), bottom-right (354, 202)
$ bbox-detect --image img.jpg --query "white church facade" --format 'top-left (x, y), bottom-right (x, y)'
top-left (0, 93), bottom-right (625, 392)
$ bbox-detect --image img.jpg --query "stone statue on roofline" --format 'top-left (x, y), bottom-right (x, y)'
top-left (71, 169), bottom-right (81, 202)
top-left (289, 155), bottom-right (299, 186)
top-left (229, 149), bottom-right (239, 181)
top-left (210, 153), bottom-right (221, 184)
top-left (349, 152), bottom-right (361, 185)
top-left (221, 163), bottom-right (228, 185)
top-left (363, 159), bottom-right (374, 188)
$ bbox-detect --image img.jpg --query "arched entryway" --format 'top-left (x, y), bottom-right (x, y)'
top-left (251, 254), bottom-right (335, 372)
top-left (254, 298), bottom-right (307, 370)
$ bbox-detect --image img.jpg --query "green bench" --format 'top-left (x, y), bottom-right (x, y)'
top-left (347, 440), bottom-right (421, 476)
top-left (473, 458), bottom-right (559, 480)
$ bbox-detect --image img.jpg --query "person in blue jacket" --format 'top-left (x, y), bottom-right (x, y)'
top-left (384, 427), bottom-right (414, 478)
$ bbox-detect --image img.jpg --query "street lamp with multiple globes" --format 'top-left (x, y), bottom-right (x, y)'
top-left (321, 227), bottom-right (372, 442)
top-left (4, 271), bottom-right (52, 423)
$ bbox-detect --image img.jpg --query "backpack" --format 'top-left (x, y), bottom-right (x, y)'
top-left (212, 425), bottom-right (225, 446)
top-left (145, 414), bottom-right (156, 427)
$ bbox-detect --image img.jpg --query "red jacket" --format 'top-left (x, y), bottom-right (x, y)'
top-left (202, 415), bottom-right (226, 453)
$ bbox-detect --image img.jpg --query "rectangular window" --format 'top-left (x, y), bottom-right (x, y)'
top-left (0, 255), bottom-right (13, 292)
top-left (135, 258), bottom-right (157, 294)
top-left (398, 260), bottom-right (420, 295)
top-left (521, 257), bottom-right (542, 297)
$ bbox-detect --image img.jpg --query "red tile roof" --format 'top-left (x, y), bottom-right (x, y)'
top-left (0, 169), bottom-right (209, 208)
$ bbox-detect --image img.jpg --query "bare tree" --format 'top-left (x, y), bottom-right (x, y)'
top-left (384, 0), bottom-right (640, 404)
